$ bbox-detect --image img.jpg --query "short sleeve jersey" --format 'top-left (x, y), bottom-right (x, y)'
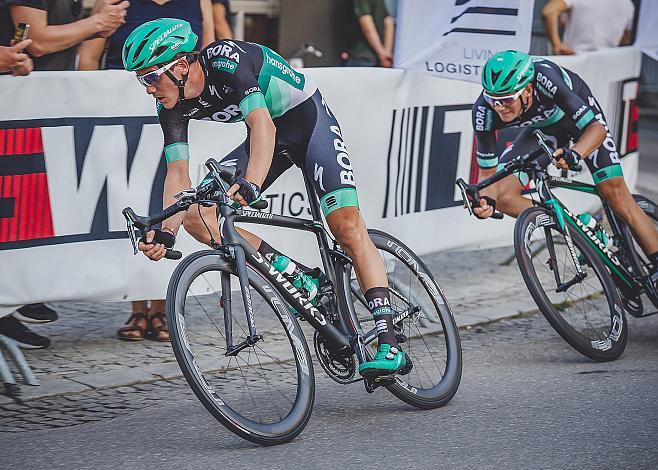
top-left (159, 40), bottom-right (318, 163)
top-left (472, 59), bottom-right (599, 169)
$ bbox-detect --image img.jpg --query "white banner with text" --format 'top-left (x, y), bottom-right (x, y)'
top-left (0, 48), bottom-right (641, 311)
top-left (394, 0), bottom-right (535, 82)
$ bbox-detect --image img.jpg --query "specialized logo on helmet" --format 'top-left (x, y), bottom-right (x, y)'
top-left (149, 24), bottom-right (183, 53)
top-left (515, 58), bottom-right (532, 82)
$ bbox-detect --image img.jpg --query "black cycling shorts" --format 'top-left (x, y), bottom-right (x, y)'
top-left (219, 90), bottom-right (359, 215)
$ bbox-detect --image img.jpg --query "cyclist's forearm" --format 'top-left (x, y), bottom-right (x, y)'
top-left (162, 169), bottom-right (192, 235)
top-left (572, 122), bottom-right (606, 159)
top-left (245, 109), bottom-right (276, 187)
top-left (478, 167), bottom-right (498, 197)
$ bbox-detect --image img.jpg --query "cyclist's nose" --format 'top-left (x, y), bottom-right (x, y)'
top-left (146, 85), bottom-right (157, 95)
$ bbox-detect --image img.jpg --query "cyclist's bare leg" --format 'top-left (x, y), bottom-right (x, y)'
top-left (182, 204), bottom-right (262, 248)
top-left (325, 206), bottom-right (387, 290)
top-left (597, 177), bottom-right (658, 256)
top-left (481, 173), bottom-right (533, 217)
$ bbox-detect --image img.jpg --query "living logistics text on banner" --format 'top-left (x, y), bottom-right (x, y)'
top-left (394, 0), bottom-right (535, 82)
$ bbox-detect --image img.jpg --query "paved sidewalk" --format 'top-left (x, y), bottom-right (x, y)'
top-left (0, 245), bottom-right (536, 405)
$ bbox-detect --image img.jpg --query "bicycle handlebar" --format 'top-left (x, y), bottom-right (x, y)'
top-left (122, 158), bottom-right (269, 260)
top-left (456, 129), bottom-right (582, 221)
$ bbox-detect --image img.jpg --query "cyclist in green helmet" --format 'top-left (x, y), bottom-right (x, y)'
top-left (470, 50), bottom-right (658, 276)
top-left (123, 18), bottom-right (409, 380)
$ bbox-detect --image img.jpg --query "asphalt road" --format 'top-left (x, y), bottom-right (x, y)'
top-left (3, 311), bottom-right (657, 470)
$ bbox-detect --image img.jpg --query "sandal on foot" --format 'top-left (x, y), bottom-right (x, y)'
top-left (147, 312), bottom-right (170, 342)
top-left (117, 312), bottom-right (148, 341)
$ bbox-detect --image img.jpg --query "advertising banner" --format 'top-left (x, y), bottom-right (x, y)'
top-left (394, 0), bottom-right (535, 82)
top-left (0, 48), bottom-right (642, 312)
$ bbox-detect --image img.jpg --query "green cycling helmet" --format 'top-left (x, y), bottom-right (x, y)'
top-left (482, 50), bottom-right (534, 96)
top-left (122, 18), bottom-right (198, 72)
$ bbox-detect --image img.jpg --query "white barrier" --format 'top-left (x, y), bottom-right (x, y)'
top-left (0, 48), bottom-right (642, 312)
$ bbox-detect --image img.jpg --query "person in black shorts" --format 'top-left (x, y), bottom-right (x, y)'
top-left (121, 18), bottom-right (409, 377)
top-left (472, 50), bottom-right (658, 276)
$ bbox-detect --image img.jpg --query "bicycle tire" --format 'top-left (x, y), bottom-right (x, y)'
top-left (339, 230), bottom-right (462, 409)
top-left (166, 250), bottom-right (315, 445)
top-left (514, 207), bottom-right (627, 361)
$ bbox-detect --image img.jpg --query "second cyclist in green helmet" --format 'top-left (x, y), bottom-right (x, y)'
top-left (123, 18), bottom-right (410, 380)
top-left (470, 50), bottom-right (658, 277)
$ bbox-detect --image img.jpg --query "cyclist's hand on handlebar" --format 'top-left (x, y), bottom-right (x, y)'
top-left (138, 229), bottom-right (175, 261)
top-left (473, 198), bottom-right (495, 219)
top-left (227, 177), bottom-right (262, 207)
top-left (553, 147), bottom-right (581, 171)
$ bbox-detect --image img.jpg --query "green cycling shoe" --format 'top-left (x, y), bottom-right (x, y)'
top-left (358, 344), bottom-right (407, 378)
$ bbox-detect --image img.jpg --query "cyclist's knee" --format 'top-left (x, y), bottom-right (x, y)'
top-left (599, 179), bottom-right (634, 220)
top-left (327, 209), bottom-right (366, 251)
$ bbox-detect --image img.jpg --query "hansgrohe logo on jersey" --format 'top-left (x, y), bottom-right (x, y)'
top-left (265, 52), bottom-right (302, 85)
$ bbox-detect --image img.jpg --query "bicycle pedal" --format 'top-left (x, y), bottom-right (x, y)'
top-left (373, 374), bottom-right (396, 385)
top-left (364, 375), bottom-right (395, 393)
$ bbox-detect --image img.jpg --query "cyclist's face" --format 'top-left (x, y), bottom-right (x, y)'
top-left (136, 60), bottom-right (183, 109)
top-left (491, 85), bottom-right (532, 123)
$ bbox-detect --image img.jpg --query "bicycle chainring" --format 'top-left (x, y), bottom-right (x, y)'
top-left (313, 331), bottom-right (356, 384)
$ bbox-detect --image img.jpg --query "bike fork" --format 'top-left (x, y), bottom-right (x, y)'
top-left (223, 245), bottom-right (263, 356)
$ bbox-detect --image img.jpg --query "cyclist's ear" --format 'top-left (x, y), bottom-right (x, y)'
top-left (522, 84), bottom-right (533, 98)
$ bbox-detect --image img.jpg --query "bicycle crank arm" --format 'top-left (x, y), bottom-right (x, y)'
top-left (225, 334), bottom-right (263, 356)
top-left (555, 272), bottom-right (588, 293)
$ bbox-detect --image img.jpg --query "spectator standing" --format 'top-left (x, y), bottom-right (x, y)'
top-left (212, 0), bottom-right (232, 39)
top-left (0, 0), bottom-right (129, 70)
top-left (78, 0), bottom-right (214, 341)
top-left (78, 0), bottom-right (214, 70)
top-left (542, 0), bottom-right (635, 55)
top-left (343, 0), bottom-right (394, 67)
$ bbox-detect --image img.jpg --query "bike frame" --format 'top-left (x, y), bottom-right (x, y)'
top-left (214, 166), bottom-right (412, 366)
top-left (532, 170), bottom-right (651, 296)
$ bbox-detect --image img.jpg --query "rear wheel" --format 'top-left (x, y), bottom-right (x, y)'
top-left (514, 208), bottom-right (626, 361)
top-left (340, 230), bottom-right (462, 409)
top-left (167, 250), bottom-right (315, 445)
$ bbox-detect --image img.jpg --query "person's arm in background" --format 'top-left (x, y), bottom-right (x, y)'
top-left (619, 4), bottom-right (635, 46)
top-left (212, 0), bottom-right (232, 39)
top-left (383, 15), bottom-right (394, 60)
top-left (200, 0), bottom-right (215, 46)
top-left (9, 0), bottom-right (129, 58)
top-left (77, 0), bottom-right (110, 70)
top-left (541, 0), bottom-right (575, 55)
top-left (77, 37), bottom-right (106, 70)
top-left (358, 15), bottom-right (391, 67)
top-left (0, 39), bottom-right (33, 75)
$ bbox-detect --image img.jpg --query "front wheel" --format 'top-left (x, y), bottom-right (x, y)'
top-left (514, 207), bottom-right (626, 361)
top-left (166, 250), bottom-right (315, 445)
top-left (340, 230), bottom-right (462, 409)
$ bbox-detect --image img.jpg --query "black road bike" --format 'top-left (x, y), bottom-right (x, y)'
top-left (457, 129), bottom-right (658, 362)
top-left (123, 157), bottom-right (462, 445)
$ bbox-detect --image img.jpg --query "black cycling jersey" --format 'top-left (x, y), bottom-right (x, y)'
top-left (157, 39), bottom-right (358, 215)
top-left (472, 59), bottom-right (622, 185)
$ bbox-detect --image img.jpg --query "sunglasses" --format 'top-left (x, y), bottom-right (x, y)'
top-left (136, 60), bottom-right (178, 87)
top-left (483, 88), bottom-right (525, 108)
